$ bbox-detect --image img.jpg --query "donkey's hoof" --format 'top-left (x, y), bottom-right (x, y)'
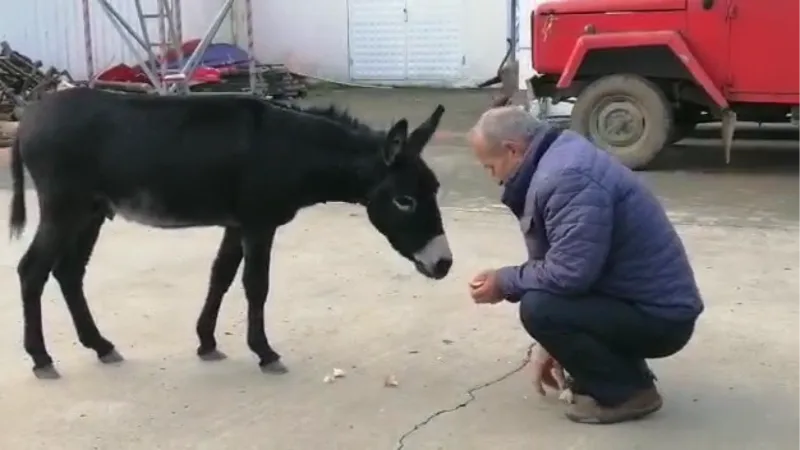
top-left (198, 349), bottom-right (228, 361)
top-left (260, 360), bottom-right (289, 374)
top-left (33, 365), bottom-right (61, 380)
top-left (99, 349), bottom-right (124, 364)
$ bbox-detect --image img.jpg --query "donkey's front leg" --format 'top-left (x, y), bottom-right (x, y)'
top-left (196, 227), bottom-right (243, 361)
top-left (241, 227), bottom-right (287, 374)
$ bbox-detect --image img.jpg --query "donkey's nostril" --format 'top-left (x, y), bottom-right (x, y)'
top-left (433, 258), bottom-right (453, 278)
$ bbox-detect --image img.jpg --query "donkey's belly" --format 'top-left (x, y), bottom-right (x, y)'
top-left (111, 203), bottom-right (199, 228)
top-left (107, 190), bottom-right (237, 229)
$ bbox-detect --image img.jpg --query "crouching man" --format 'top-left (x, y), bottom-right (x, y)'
top-left (466, 106), bottom-right (703, 424)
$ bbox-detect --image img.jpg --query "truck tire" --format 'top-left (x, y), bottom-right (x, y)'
top-left (570, 74), bottom-right (673, 170)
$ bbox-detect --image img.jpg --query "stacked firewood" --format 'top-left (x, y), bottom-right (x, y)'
top-left (0, 41), bottom-right (73, 121)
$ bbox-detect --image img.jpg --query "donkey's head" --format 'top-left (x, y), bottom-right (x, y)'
top-left (362, 105), bottom-right (452, 280)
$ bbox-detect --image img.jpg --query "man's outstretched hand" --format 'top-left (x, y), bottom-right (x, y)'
top-left (469, 269), bottom-right (504, 304)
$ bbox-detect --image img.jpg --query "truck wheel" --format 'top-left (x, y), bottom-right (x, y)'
top-left (570, 74), bottom-right (672, 169)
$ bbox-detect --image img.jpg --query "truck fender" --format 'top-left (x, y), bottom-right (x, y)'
top-left (557, 30), bottom-right (729, 109)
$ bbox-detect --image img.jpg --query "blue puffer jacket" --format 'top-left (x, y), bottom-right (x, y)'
top-left (495, 126), bottom-right (703, 322)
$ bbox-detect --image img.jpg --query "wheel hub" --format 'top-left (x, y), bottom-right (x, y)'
top-left (592, 99), bottom-right (645, 148)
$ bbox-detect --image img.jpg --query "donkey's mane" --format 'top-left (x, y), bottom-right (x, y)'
top-left (271, 100), bottom-right (382, 136)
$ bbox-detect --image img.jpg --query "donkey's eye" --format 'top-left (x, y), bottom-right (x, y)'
top-left (392, 195), bottom-right (417, 213)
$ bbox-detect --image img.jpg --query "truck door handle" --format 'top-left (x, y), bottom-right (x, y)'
top-left (702, 0), bottom-right (714, 10)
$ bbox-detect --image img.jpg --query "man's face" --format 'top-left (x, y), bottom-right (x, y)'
top-left (469, 131), bottom-right (527, 186)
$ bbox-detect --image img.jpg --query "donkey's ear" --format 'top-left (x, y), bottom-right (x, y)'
top-left (383, 119), bottom-right (409, 166)
top-left (407, 104), bottom-right (445, 156)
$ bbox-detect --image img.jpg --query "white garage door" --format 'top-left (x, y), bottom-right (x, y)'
top-left (347, 0), bottom-right (464, 83)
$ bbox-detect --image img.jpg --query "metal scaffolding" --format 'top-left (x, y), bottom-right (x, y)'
top-left (82, 0), bottom-right (256, 95)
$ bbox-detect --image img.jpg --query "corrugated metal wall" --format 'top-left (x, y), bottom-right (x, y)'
top-left (0, 0), bottom-right (229, 81)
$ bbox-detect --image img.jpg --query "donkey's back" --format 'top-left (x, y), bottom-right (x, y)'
top-left (19, 87), bottom-right (267, 172)
top-left (15, 88), bottom-right (294, 230)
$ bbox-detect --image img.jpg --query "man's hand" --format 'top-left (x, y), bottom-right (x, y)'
top-left (531, 345), bottom-right (567, 396)
top-left (469, 269), bottom-right (504, 304)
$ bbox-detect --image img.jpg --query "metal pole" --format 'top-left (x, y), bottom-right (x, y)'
top-left (174, 0), bottom-right (183, 46)
top-left (131, 0), bottom-right (163, 90)
top-left (158, 0), bottom-right (181, 60)
top-left (499, 0), bottom-right (520, 102)
top-left (243, 0), bottom-right (256, 93)
top-left (509, 0), bottom-right (519, 63)
top-left (160, 0), bottom-right (187, 93)
top-left (82, 0), bottom-right (94, 83)
top-left (176, 0), bottom-right (234, 83)
top-left (90, 0), bottom-right (254, 97)
top-left (157, 0), bottom-right (168, 82)
top-left (96, 0), bottom-right (155, 53)
top-left (132, 0), bottom-right (154, 51)
top-left (96, 0), bottom-right (165, 92)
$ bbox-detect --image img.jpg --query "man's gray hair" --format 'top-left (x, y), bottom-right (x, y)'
top-left (472, 106), bottom-right (546, 152)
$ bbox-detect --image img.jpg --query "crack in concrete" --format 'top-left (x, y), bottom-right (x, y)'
top-left (395, 343), bottom-right (536, 450)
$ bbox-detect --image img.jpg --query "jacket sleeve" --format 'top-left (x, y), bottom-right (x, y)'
top-left (496, 169), bottom-right (613, 298)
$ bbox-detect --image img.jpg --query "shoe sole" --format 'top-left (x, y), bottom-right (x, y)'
top-left (565, 399), bottom-right (663, 425)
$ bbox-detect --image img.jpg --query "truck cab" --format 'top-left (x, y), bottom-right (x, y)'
top-left (527, 0), bottom-right (799, 168)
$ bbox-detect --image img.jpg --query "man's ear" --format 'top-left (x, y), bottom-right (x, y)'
top-left (383, 119), bottom-right (409, 166)
top-left (502, 139), bottom-right (525, 156)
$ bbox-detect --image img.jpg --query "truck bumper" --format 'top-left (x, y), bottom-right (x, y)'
top-left (525, 75), bottom-right (573, 127)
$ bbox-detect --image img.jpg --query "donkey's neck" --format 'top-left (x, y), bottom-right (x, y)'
top-left (296, 155), bottom-right (379, 208)
top-left (268, 106), bottom-right (385, 208)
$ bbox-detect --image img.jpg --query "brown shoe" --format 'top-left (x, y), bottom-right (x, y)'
top-left (565, 387), bottom-right (663, 424)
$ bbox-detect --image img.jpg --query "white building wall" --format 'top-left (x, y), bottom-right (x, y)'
top-left (0, 0), bottom-right (89, 79)
top-left (238, 0), bottom-right (508, 87)
top-left (462, 0), bottom-right (509, 86)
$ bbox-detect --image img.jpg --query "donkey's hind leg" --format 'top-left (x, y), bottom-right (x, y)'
top-left (241, 227), bottom-right (286, 374)
top-left (18, 216), bottom-right (81, 379)
top-left (52, 211), bottom-right (120, 364)
top-left (196, 227), bottom-right (243, 361)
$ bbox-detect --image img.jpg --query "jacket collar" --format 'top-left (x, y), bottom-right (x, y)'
top-left (500, 125), bottom-right (562, 218)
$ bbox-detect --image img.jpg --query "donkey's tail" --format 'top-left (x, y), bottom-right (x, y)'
top-left (9, 136), bottom-right (26, 240)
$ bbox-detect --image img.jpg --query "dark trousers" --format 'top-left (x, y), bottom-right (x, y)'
top-left (518, 290), bottom-right (696, 407)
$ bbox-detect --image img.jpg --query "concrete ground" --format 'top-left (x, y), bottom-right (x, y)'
top-left (0, 88), bottom-right (798, 450)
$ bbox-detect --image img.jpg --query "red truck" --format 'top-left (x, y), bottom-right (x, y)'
top-left (526, 0), bottom-right (799, 169)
